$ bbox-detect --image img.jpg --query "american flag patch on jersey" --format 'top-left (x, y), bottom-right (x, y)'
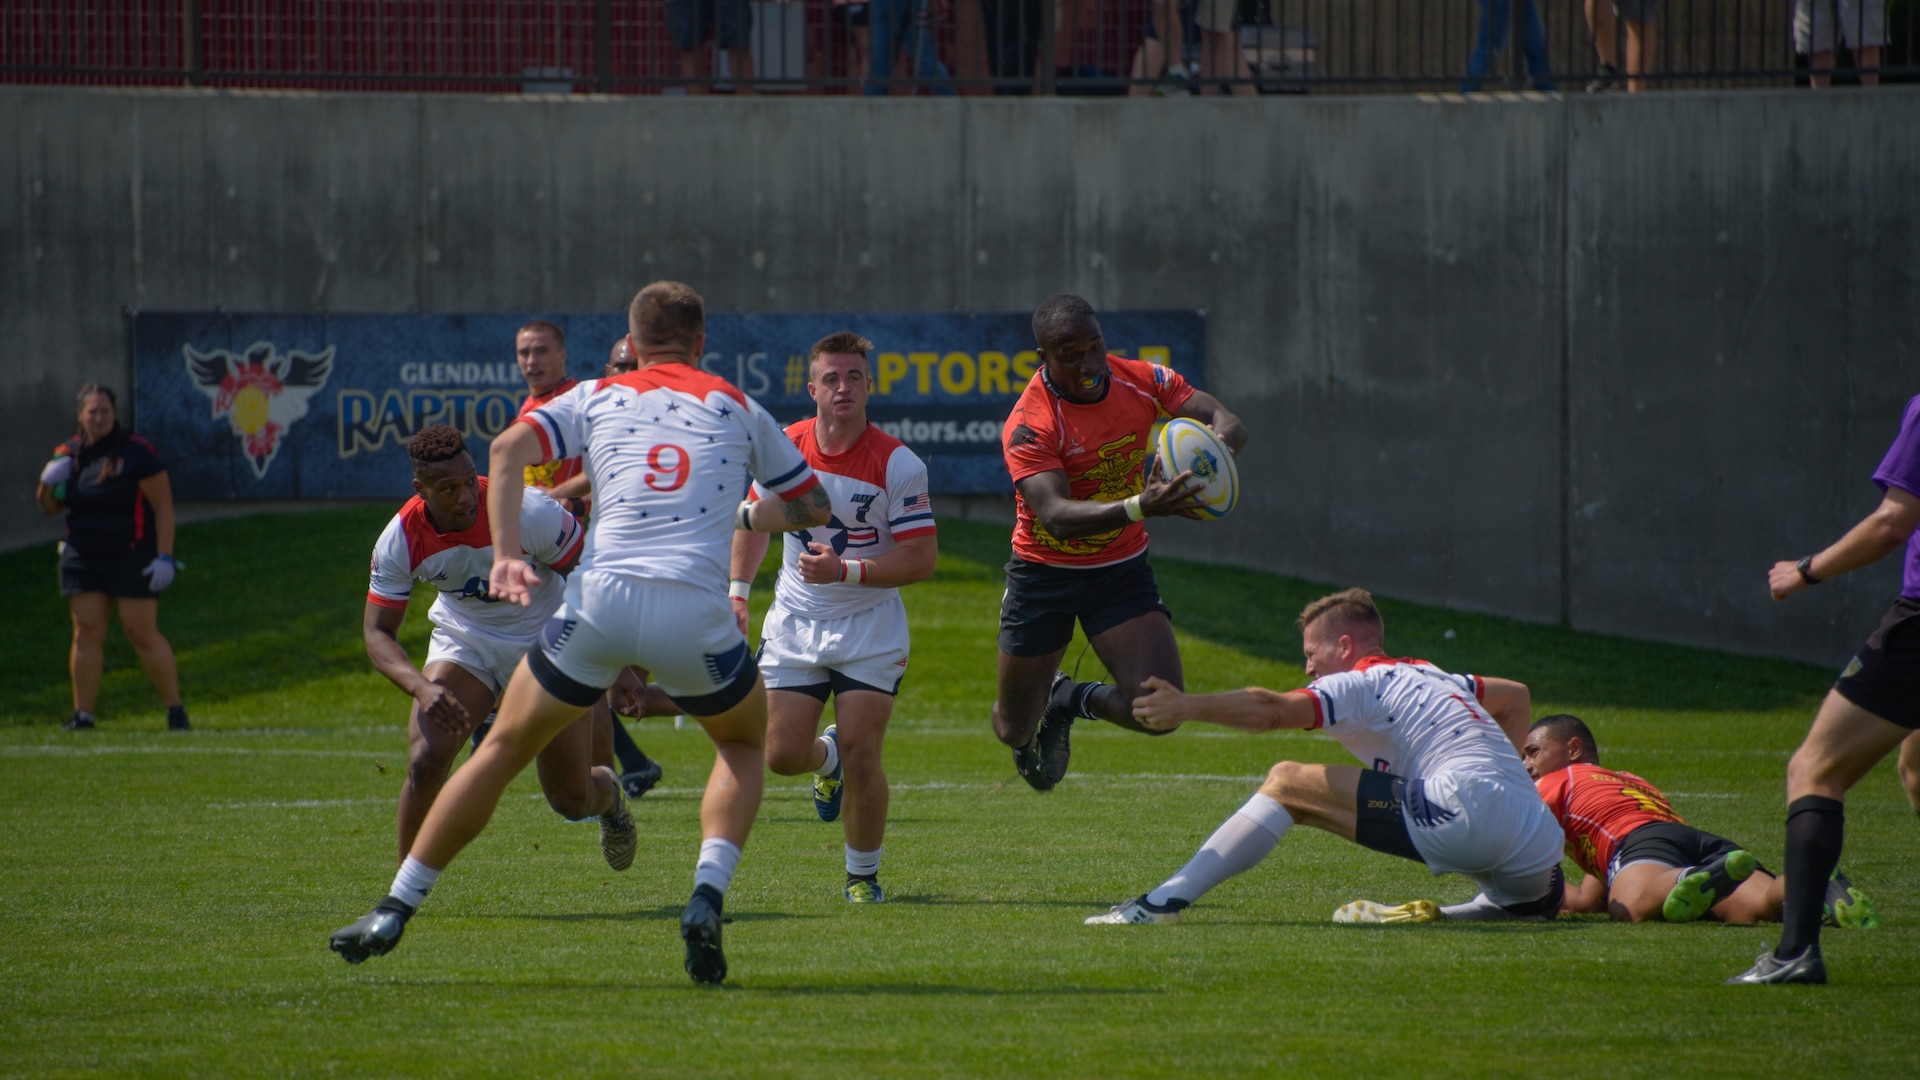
top-left (901, 492), bottom-right (931, 514)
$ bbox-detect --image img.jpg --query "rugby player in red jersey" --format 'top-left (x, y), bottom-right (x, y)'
top-left (1523, 713), bottom-right (1877, 926)
top-left (993, 294), bottom-right (1247, 790)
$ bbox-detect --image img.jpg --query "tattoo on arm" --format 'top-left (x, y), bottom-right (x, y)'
top-left (783, 486), bottom-right (831, 527)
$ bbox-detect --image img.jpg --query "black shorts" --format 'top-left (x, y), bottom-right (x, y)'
top-left (58, 546), bottom-right (157, 600)
top-left (1610, 820), bottom-right (1768, 880)
top-left (1833, 596), bottom-right (1920, 730)
top-left (998, 553), bottom-right (1172, 657)
top-left (1353, 769), bottom-right (1425, 864)
top-left (766, 669), bottom-right (900, 703)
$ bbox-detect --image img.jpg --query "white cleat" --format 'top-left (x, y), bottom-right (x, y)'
top-left (1084, 896), bottom-right (1182, 925)
top-left (1333, 899), bottom-right (1441, 924)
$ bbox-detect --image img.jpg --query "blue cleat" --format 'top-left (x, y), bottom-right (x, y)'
top-left (813, 724), bottom-right (844, 823)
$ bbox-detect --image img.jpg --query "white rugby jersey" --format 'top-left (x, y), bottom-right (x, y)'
top-left (516, 363), bottom-right (819, 588)
top-left (1292, 656), bottom-right (1530, 785)
top-left (367, 478), bottom-right (583, 641)
top-left (754, 418), bottom-right (937, 620)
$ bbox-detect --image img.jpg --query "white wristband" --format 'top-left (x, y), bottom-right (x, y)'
top-left (736, 500), bottom-right (755, 531)
top-left (728, 579), bottom-right (752, 601)
top-left (838, 559), bottom-right (868, 585)
top-left (1122, 494), bottom-right (1145, 522)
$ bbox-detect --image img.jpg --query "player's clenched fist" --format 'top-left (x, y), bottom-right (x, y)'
top-left (796, 541), bottom-right (845, 585)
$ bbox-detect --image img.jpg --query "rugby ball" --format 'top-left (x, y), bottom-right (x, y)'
top-left (1155, 417), bottom-right (1238, 520)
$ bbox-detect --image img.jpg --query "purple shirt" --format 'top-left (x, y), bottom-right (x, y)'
top-left (1872, 394), bottom-right (1920, 598)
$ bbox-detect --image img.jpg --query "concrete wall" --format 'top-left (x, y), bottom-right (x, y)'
top-left (3, 87), bottom-right (1914, 664)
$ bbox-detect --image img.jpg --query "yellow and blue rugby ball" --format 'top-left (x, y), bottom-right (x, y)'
top-left (1155, 417), bottom-right (1238, 520)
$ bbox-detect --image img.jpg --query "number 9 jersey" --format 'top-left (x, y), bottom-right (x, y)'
top-left (514, 363), bottom-right (819, 588)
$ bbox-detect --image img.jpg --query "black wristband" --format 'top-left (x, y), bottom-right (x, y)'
top-left (1796, 555), bottom-right (1822, 585)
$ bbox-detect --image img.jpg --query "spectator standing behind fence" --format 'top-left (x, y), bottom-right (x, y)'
top-left (830, 1), bottom-right (873, 89)
top-left (1463, 0), bottom-right (1556, 92)
top-left (668, 0), bottom-right (757, 94)
top-left (35, 383), bottom-right (188, 733)
top-left (1129, 0), bottom-right (1189, 96)
top-left (868, 0), bottom-right (956, 94)
top-left (979, 0), bottom-right (1042, 93)
top-left (1193, 0), bottom-right (1256, 95)
top-left (1582, 0), bottom-right (1619, 91)
top-left (1584, 0), bottom-right (1657, 93)
top-left (1795, 0), bottom-right (1885, 87)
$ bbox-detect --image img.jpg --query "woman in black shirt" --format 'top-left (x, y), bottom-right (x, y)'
top-left (35, 383), bottom-right (189, 732)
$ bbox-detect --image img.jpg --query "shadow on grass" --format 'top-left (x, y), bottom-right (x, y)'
top-left (500, 907), bottom-right (824, 926)
top-left (934, 521), bottom-right (1831, 715)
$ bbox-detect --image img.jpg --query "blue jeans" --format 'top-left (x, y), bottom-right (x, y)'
top-left (1463, 0), bottom-right (1556, 91)
top-left (866, 0), bottom-right (956, 95)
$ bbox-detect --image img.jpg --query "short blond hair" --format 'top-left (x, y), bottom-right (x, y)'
top-left (629, 281), bottom-right (705, 349)
top-left (1296, 587), bottom-right (1384, 640)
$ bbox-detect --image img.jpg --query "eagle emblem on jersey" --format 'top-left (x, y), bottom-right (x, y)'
top-left (184, 341), bottom-right (335, 479)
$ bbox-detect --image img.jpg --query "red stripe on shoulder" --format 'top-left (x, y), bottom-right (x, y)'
top-left (366, 591), bottom-right (409, 610)
top-left (607, 362), bottom-right (750, 408)
top-left (511, 415), bottom-right (553, 459)
top-left (892, 525), bottom-right (938, 541)
top-left (779, 472), bottom-right (822, 502)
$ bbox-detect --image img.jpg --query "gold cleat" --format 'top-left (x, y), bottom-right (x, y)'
top-left (1333, 899), bottom-right (1442, 924)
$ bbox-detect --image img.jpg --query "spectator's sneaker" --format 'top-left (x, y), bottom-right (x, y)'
top-left (599, 787), bottom-right (637, 872)
top-left (620, 757), bottom-right (664, 800)
top-left (1585, 63), bottom-right (1617, 93)
top-left (1036, 671), bottom-right (1077, 786)
top-left (328, 899), bottom-right (413, 964)
top-left (1661, 848), bottom-right (1757, 923)
top-left (62, 711), bottom-right (95, 732)
top-left (1726, 945), bottom-right (1826, 985)
top-left (680, 884), bottom-right (727, 984)
top-left (1822, 869), bottom-right (1880, 929)
top-left (1333, 899), bottom-right (1442, 924)
top-left (845, 876), bottom-right (885, 904)
top-left (1084, 895), bottom-right (1183, 925)
top-left (813, 725), bottom-right (845, 822)
top-left (469, 714), bottom-right (495, 751)
top-left (166, 705), bottom-right (190, 732)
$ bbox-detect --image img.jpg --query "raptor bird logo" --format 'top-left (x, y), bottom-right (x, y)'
top-left (184, 341), bottom-right (335, 479)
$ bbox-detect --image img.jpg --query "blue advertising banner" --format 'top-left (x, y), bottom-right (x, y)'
top-left (132, 311), bottom-right (1206, 499)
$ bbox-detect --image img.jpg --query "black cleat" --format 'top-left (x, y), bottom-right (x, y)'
top-left (1012, 737), bottom-right (1054, 792)
top-left (1036, 671), bottom-right (1077, 786)
top-left (166, 705), bottom-right (190, 732)
top-left (329, 898), bottom-right (413, 964)
top-left (681, 884), bottom-right (728, 984)
top-left (1726, 945), bottom-right (1826, 985)
top-left (621, 757), bottom-right (664, 800)
top-left (63, 711), bottom-right (95, 732)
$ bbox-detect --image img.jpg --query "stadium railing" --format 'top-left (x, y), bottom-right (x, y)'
top-left (3, 0), bottom-right (1914, 96)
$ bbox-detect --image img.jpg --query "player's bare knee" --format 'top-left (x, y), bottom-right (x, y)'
top-left (404, 751), bottom-right (455, 793)
top-left (1258, 761), bottom-right (1308, 805)
top-left (763, 738), bottom-right (813, 776)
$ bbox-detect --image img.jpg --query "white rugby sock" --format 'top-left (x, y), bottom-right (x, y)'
top-left (388, 855), bottom-right (441, 909)
top-left (1439, 893), bottom-right (1510, 921)
top-left (694, 837), bottom-right (742, 895)
top-left (1146, 793), bottom-right (1293, 907)
top-left (815, 735), bottom-right (840, 777)
top-left (845, 844), bottom-right (881, 878)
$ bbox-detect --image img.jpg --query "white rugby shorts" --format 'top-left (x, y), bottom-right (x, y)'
top-left (1403, 769), bottom-right (1567, 907)
top-left (538, 570), bottom-right (753, 713)
top-left (758, 594), bottom-right (911, 694)
top-left (425, 623), bottom-right (529, 695)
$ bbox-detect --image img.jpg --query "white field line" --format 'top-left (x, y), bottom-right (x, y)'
top-left (1, 745), bottom-right (385, 758)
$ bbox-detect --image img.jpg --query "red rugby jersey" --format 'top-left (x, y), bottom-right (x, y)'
top-left (519, 377), bottom-right (582, 490)
top-left (1534, 763), bottom-right (1685, 879)
top-left (1001, 355), bottom-right (1194, 568)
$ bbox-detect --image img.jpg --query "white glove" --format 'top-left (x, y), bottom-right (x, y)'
top-left (142, 554), bottom-right (177, 593)
top-left (40, 457), bottom-right (73, 486)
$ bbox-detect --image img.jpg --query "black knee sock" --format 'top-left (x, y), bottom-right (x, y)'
top-left (1050, 677), bottom-right (1101, 721)
top-left (1777, 795), bottom-right (1844, 959)
top-left (610, 718), bottom-right (651, 773)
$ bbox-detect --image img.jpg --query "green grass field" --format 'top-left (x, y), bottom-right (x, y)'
top-left (2, 508), bottom-right (1915, 1078)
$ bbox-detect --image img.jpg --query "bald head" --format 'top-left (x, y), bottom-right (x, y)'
top-left (607, 336), bottom-right (637, 376)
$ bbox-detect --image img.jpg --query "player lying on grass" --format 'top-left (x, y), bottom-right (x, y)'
top-left (1086, 587), bottom-right (1565, 926)
top-left (363, 425), bottom-right (636, 871)
top-left (331, 282), bottom-right (832, 984)
top-left (731, 332), bottom-right (937, 904)
top-left (993, 294), bottom-right (1246, 792)
top-left (1521, 713), bottom-right (1877, 927)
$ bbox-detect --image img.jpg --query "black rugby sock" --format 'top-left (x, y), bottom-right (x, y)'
top-left (1777, 795), bottom-right (1844, 959)
top-left (610, 718), bottom-right (652, 774)
top-left (1050, 678), bottom-right (1104, 722)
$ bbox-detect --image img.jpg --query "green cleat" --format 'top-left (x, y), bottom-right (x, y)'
top-left (1662, 848), bottom-right (1756, 923)
top-left (1822, 869), bottom-right (1880, 930)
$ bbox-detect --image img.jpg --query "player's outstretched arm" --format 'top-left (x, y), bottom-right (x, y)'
top-left (797, 534), bottom-right (937, 588)
top-left (1015, 470), bottom-right (1205, 540)
top-left (363, 601), bottom-right (469, 731)
top-left (1132, 675), bottom-right (1316, 733)
top-left (1562, 871), bottom-right (1606, 916)
top-left (1477, 677), bottom-right (1532, 754)
top-left (1769, 485), bottom-right (1920, 600)
top-left (1170, 390), bottom-right (1249, 455)
top-left (486, 423), bottom-right (546, 605)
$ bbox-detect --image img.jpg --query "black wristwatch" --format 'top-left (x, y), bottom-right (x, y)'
top-left (1796, 555), bottom-right (1822, 585)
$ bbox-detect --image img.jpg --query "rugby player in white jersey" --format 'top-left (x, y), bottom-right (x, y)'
top-left (331, 282), bottom-right (831, 984)
top-left (1086, 588), bottom-right (1565, 926)
top-left (363, 424), bottom-right (635, 871)
top-left (729, 332), bottom-right (938, 904)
